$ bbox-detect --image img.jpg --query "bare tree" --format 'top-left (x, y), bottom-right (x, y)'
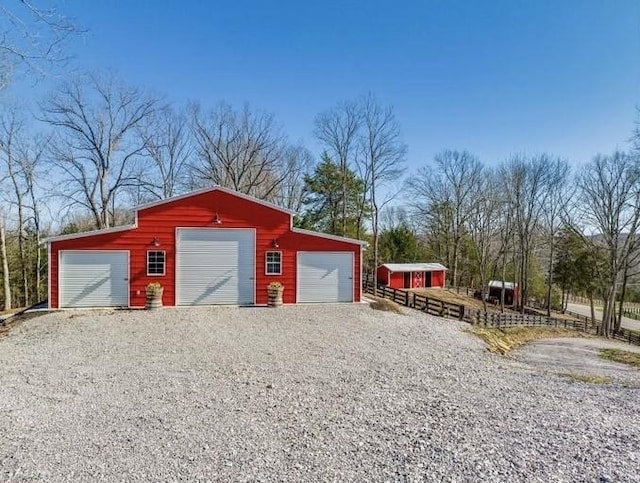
top-left (0, 213), bottom-right (9, 310)
top-left (314, 100), bottom-right (362, 234)
top-left (575, 151), bottom-right (640, 336)
top-left (19, 131), bottom-right (47, 302)
top-left (496, 196), bottom-right (515, 312)
top-left (0, 110), bottom-right (29, 305)
top-left (0, 1), bottom-right (82, 90)
top-left (541, 158), bottom-right (570, 315)
top-left (466, 173), bottom-right (506, 312)
top-left (407, 150), bottom-right (483, 287)
top-left (190, 102), bottom-right (288, 201)
top-left (274, 144), bottom-right (314, 211)
top-left (40, 74), bottom-right (159, 229)
top-left (500, 155), bottom-right (553, 312)
top-left (134, 106), bottom-right (192, 202)
top-left (358, 95), bottom-right (406, 285)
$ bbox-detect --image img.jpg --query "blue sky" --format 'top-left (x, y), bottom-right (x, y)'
top-left (9, 0), bottom-right (640, 170)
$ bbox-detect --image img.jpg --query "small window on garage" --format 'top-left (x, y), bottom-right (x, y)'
top-left (265, 251), bottom-right (282, 275)
top-left (147, 250), bottom-right (166, 276)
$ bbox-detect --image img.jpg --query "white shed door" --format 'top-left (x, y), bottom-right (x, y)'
top-left (297, 252), bottom-right (354, 303)
top-left (59, 251), bottom-right (129, 308)
top-left (176, 229), bottom-right (255, 305)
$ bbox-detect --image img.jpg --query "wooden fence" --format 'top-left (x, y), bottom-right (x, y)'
top-left (363, 278), bottom-right (640, 347)
top-left (363, 280), bottom-right (467, 320)
top-left (564, 310), bottom-right (640, 346)
top-left (473, 312), bottom-right (589, 331)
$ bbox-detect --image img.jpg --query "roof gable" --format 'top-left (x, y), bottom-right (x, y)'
top-left (136, 186), bottom-right (296, 215)
top-left (44, 186), bottom-right (295, 243)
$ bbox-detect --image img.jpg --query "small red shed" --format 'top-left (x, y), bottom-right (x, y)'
top-left (46, 186), bottom-right (366, 308)
top-left (376, 263), bottom-right (448, 289)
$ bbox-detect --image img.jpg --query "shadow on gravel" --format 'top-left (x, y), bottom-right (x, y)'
top-left (0, 301), bottom-right (51, 340)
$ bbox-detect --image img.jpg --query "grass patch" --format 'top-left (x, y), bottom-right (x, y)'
top-left (561, 373), bottom-right (610, 384)
top-left (599, 348), bottom-right (640, 368)
top-left (368, 296), bottom-right (404, 314)
top-left (470, 326), bottom-right (585, 355)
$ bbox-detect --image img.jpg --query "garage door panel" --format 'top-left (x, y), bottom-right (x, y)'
top-left (59, 251), bottom-right (129, 308)
top-left (297, 252), bottom-right (353, 303)
top-left (176, 229), bottom-right (254, 305)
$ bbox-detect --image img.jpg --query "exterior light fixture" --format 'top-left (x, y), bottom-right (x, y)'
top-left (213, 213), bottom-right (222, 224)
top-left (272, 239), bottom-right (279, 248)
top-left (152, 237), bottom-right (161, 247)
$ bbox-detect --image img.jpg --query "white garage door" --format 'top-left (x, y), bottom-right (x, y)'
top-left (297, 252), bottom-right (354, 303)
top-left (59, 251), bottom-right (129, 308)
top-left (176, 228), bottom-right (255, 305)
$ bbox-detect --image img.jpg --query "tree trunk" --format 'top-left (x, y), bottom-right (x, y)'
top-left (616, 265), bottom-right (629, 333)
top-left (602, 286), bottom-right (616, 337)
top-left (35, 231), bottom-right (42, 302)
top-left (520, 245), bottom-right (528, 314)
top-left (451, 235), bottom-right (459, 289)
top-left (589, 292), bottom-right (596, 328)
top-left (372, 194), bottom-right (379, 288)
top-left (480, 272), bottom-right (488, 313)
top-left (546, 241), bottom-right (554, 316)
top-left (500, 246), bottom-right (507, 313)
top-left (342, 162), bottom-right (347, 236)
top-left (17, 200), bottom-right (28, 307)
top-left (0, 219), bottom-right (11, 311)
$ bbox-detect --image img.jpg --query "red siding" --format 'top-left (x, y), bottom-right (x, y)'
top-left (375, 267), bottom-right (447, 289)
top-left (387, 272), bottom-right (405, 289)
top-left (376, 266), bottom-right (390, 285)
top-left (50, 189), bottom-right (362, 308)
top-left (431, 270), bottom-right (445, 288)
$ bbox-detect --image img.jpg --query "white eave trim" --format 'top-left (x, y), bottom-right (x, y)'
top-left (136, 185), bottom-right (297, 216)
top-left (292, 227), bottom-right (368, 246)
top-left (43, 224), bottom-right (136, 244)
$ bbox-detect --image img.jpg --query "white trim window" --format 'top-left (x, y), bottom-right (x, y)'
top-left (147, 250), bottom-right (166, 276)
top-left (265, 251), bottom-right (282, 275)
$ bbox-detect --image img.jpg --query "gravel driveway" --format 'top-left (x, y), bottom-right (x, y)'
top-left (1, 305), bottom-right (639, 482)
top-left (513, 338), bottom-right (640, 386)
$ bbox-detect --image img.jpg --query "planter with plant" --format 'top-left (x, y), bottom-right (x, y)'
top-left (267, 281), bottom-right (284, 307)
top-left (145, 282), bottom-right (164, 309)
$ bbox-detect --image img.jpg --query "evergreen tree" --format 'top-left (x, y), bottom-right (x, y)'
top-left (297, 153), bottom-right (369, 238)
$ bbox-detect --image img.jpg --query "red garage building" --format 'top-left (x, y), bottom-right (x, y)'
top-left (376, 263), bottom-right (448, 289)
top-left (46, 186), bottom-right (365, 308)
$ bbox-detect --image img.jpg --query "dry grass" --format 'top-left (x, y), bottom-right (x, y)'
top-left (470, 326), bottom-right (586, 355)
top-left (599, 349), bottom-right (640, 368)
top-left (368, 295), bottom-right (405, 315)
top-left (409, 288), bottom-right (510, 313)
top-left (561, 373), bottom-right (611, 384)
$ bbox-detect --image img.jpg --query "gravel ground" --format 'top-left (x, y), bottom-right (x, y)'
top-left (1, 304), bottom-right (639, 482)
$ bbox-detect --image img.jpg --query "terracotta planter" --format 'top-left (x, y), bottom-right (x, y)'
top-left (267, 287), bottom-right (284, 307)
top-left (145, 287), bottom-right (164, 309)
